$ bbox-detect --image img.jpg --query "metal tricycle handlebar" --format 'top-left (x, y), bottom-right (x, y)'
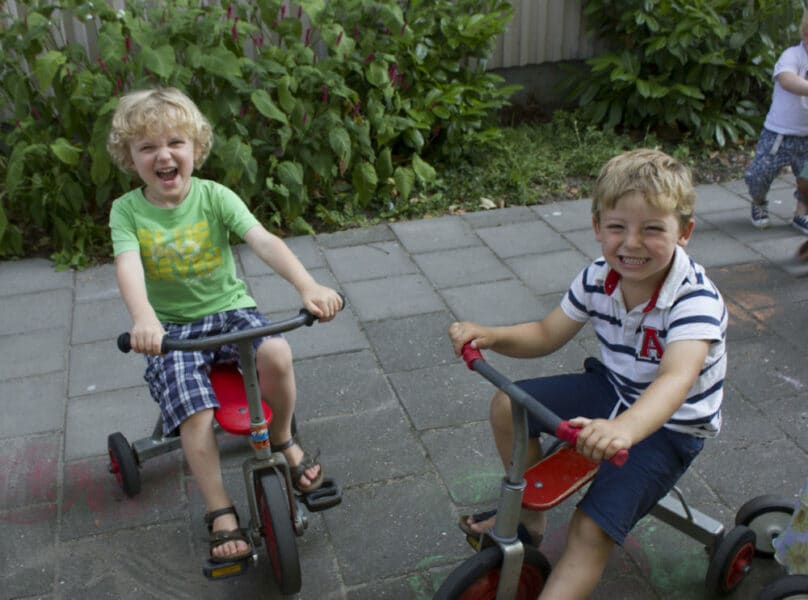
top-left (461, 343), bottom-right (629, 467)
top-left (118, 298), bottom-right (344, 354)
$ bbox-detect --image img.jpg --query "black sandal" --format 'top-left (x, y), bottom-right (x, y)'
top-left (205, 506), bottom-right (251, 563)
top-left (271, 437), bottom-right (324, 493)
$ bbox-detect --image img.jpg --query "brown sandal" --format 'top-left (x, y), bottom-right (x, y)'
top-left (205, 506), bottom-right (251, 563)
top-left (271, 437), bottom-right (324, 493)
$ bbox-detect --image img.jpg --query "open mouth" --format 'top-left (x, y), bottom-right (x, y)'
top-left (156, 168), bottom-right (178, 181)
top-left (619, 256), bottom-right (649, 266)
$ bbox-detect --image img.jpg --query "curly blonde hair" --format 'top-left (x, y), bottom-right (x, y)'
top-left (107, 87), bottom-right (213, 174)
top-left (591, 148), bottom-right (695, 228)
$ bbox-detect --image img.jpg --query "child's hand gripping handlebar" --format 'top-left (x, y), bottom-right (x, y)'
top-left (461, 343), bottom-right (629, 467)
top-left (118, 296), bottom-right (345, 354)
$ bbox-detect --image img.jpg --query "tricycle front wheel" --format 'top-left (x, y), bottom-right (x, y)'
top-left (255, 468), bottom-right (301, 595)
top-left (435, 545), bottom-right (551, 599)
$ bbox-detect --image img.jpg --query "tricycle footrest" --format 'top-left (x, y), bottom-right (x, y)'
top-left (301, 478), bottom-right (342, 511)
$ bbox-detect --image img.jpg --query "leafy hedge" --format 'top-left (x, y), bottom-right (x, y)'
top-left (0, 0), bottom-right (518, 268)
top-left (566, 0), bottom-right (804, 146)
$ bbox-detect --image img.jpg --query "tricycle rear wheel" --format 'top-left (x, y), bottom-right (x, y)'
top-left (735, 494), bottom-right (795, 558)
top-left (107, 432), bottom-right (140, 497)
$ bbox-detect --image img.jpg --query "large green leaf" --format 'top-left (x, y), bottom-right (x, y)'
top-left (251, 90), bottom-right (288, 124)
top-left (51, 138), bottom-right (82, 166)
top-left (34, 51), bottom-right (66, 91)
top-left (140, 45), bottom-right (176, 79)
top-left (328, 127), bottom-right (352, 165)
top-left (412, 154), bottom-right (436, 183)
top-left (352, 162), bottom-right (378, 206)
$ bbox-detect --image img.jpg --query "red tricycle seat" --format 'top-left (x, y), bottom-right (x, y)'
top-left (522, 445), bottom-right (600, 511)
top-left (210, 364), bottom-right (273, 435)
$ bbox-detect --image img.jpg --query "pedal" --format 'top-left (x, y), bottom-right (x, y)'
top-left (301, 478), bottom-right (342, 511)
top-left (202, 556), bottom-right (251, 580)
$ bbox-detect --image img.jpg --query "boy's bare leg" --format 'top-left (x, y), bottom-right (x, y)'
top-left (180, 408), bottom-right (248, 560)
top-left (257, 337), bottom-right (320, 488)
top-left (538, 509), bottom-right (613, 600)
top-left (464, 390), bottom-right (546, 538)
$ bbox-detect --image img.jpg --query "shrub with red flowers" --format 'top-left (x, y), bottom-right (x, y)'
top-left (0, 0), bottom-right (518, 268)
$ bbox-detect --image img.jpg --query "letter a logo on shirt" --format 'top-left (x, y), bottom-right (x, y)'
top-left (639, 326), bottom-right (664, 359)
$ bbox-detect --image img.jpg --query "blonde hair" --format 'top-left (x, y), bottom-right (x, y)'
top-left (591, 148), bottom-right (695, 227)
top-left (802, 9), bottom-right (808, 38)
top-left (107, 87), bottom-right (213, 173)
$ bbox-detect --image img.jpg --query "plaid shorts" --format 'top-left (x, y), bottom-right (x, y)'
top-left (143, 307), bottom-right (274, 436)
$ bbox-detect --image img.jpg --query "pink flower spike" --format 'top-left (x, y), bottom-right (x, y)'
top-left (280, 4), bottom-right (286, 18)
top-left (353, 25), bottom-right (359, 40)
top-left (336, 31), bottom-right (343, 46)
top-left (364, 52), bottom-right (375, 64)
top-left (305, 28), bottom-right (311, 46)
top-left (227, 3), bottom-right (233, 19)
top-left (298, 6), bottom-right (302, 18)
top-left (125, 36), bottom-right (131, 52)
top-left (303, 112), bottom-right (309, 126)
top-left (97, 57), bottom-right (107, 72)
top-left (352, 100), bottom-right (361, 116)
top-left (321, 84), bottom-right (329, 104)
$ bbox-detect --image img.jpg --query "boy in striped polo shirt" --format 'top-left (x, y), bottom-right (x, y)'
top-left (449, 148), bottom-right (726, 599)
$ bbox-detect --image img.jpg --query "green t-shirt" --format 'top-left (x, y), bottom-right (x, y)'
top-left (109, 177), bottom-right (260, 323)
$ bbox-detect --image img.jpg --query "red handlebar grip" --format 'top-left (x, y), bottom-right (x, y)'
top-left (461, 343), bottom-right (484, 370)
top-left (555, 421), bottom-right (629, 467)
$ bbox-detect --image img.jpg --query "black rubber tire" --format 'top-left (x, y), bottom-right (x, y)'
top-left (705, 525), bottom-right (756, 596)
top-left (735, 494), bottom-right (795, 558)
top-left (758, 575), bottom-right (808, 600)
top-left (107, 432), bottom-right (140, 497)
top-left (434, 545), bottom-right (551, 600)
top-left (255, 468), bottom-right (301, 595)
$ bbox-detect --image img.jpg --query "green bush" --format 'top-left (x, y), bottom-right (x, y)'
top-left (565, 0), bottom-right (803, 146)
top-left (0, 0), bottom-right (518, 268)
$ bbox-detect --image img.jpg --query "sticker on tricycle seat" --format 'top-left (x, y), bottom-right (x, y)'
top-left (774, 477), bottom-right (808, 575)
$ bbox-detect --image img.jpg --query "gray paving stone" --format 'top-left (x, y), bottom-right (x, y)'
top-left (695, 183), bottom-right (749, 213)
top-left (462, 205), bottom-right (538, 229)
top-left (324, 241), bottom-right (418, 283)
top-left (343, 274), bottom-right (446, 321)
top-left (0, 371), bottom-right (66, 438)
top-left (303, 406), bottom-right (430, 487)
top-left (0, 434), bottom-right (60, 510)
top-left (476, 220), bottom-right (572, 259)
top-left (391, 216), bottom-right (479, 253)
top-left (0, 258), bottom-right (73, 297)
top-left (440, 279), bottom-right (555, 326)
top-left (237, 235), bottom-right (326, 276)
top-left (323, 474), bottom-right (466, 585)
top-left (420, 422), bottom-right (501, 506)
top-left (294, 349), bottom-right (399, 421)
top-left (68, 339), bottom-right (145, 397)
top-left (0, 504), bottom-right (57, 600)
top-left (0, 289), bottom-right (72, 336)
top-left (749, 234), bottom-right (808, 276)
top-left (506, 249), bottom-right (589, 296)
top-left (284, 307), bottom-right (369, 359)
top-left (74, 262), bottom-right (119, 302)
top-left (317, 223), bottom-right (396, 249)
top-left (64, 386), bottom-right (156, 461)
top-left (387, 363), bottom-right (492, 430)
top-left (685, 228), bottom-right (762, 268)
top-left (71, 296), bottom-right (131, 344)
top-left (413, 245), bottom-right (509, 289)
top-left (710, 260), bottom-right (808, 310)
top-left (698, 208), bottom-right (793, 242)
top-left (533, 198), bottom-right (593, 233)
top-left (363, 311), bottom-right (456, 373)
top-left (0, 328), bottom-right (67, 380)
top-left (246, 267), bottom-right (339, 313)
top-left (562, 228), bottom-right (603, 260)
top-left (60, 453), bottom-right (186, 540)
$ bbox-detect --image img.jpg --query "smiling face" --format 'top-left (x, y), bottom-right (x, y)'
top-left (129, 127), bottom-right (199, 208)
top-left (593, 191), bottom-right (694, 304)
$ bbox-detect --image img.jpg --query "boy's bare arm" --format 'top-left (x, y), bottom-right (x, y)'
top-left (449, 306), bottom-right (584, 358)
top-left (115, 250), bottom-right (164, 354)
top-left (243, 225), bottom-right (342, 320)
top-left (574, 339), bottom-right (710, 461)
top-left (778, 71), bottom-right (808, 96)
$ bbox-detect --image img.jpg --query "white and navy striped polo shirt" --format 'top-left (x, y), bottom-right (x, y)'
top-left (560, 246), bottom-right (726, 438)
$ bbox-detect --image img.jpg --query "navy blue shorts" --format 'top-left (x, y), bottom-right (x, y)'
top-left (516, 358), bottom-right (705, 545)
top-left (143, 308), bottom-right (275, 436)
